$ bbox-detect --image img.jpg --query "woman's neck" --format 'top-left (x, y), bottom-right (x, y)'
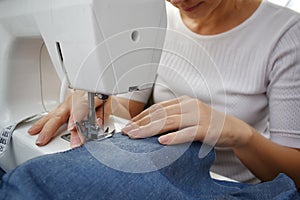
top-left (181, 0), bottom-right (262, 35)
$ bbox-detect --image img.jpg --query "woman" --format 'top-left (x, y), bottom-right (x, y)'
top-left (6, 0), bottom-right (299, 197)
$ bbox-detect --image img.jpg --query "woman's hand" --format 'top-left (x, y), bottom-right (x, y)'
top-left (28, 90), bottom-right (110, 148)
top-left (122, 96), bottom-right (252, 148)
top-left (28, 90), bottom-right (145, 148)
top-left (28, 90), bottom-right (91, 148)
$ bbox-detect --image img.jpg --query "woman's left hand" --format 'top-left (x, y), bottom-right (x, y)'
top-left (122, 96), bottom-right (252, 148)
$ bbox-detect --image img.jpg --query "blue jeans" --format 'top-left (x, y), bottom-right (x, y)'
top-left (0, 134), bottom-right (299, 200)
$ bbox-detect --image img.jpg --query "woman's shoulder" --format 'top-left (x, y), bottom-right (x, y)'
top-left (261, 1), bottom-right (300, 27)
top-left (245, 1), bottom-right (300, 43)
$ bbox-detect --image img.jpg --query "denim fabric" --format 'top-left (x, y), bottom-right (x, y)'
top-left (0, 168), bottom-right (5, 180)
top-left (0, 133), bottom-right (299, 200)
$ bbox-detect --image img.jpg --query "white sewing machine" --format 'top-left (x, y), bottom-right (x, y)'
top-left (0, 0), bottom-right (167, 171)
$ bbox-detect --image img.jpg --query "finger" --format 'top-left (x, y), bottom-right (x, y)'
top-left (35, 115), bottom-right (68, 146)
top-left (125, 99), bottom-right (200, 132)
top-left (131, 96), bottom-right (190, 123)
top-left (123, 112), bottom-right (200, 138)
top-left (71, 90), bottom-right (104, 110)
top-left (131, 97), bottom-right (184, 122)
top-left (28, 115), bottom-right (51, 135)
top-left (71, 91), bottom-right (99, 123)
top-left (158, 126), bottom-right (200, 145)
top-left (70, 102), bottom-right (89, 124)
top-left (130, 103), bottom-right (183, 128)
top-left (67, 113), bottom-right (76, 131)
top-left (70, 130), bottom-right (84, 148)
top-left (123, 115), bottom-right (183, 139)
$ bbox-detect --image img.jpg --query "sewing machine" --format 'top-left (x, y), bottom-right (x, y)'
top-left (0, 0), bottom-right (238, 183)
top-left (0, 0), bottom-right (167, 171)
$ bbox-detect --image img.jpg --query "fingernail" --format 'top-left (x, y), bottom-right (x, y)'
top-left (158, 135), bottom-right (169, 144)
top-left (35, 139), bottom-right (44, 146)
top-left (35, 134), bottom-right (46, 146)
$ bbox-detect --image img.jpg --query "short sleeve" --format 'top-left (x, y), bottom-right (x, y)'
top-left (267, 20), bottom-right (300, 148)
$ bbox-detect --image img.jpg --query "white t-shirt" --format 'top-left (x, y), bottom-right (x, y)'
top-left (150, 0), bottom-right (300, 183)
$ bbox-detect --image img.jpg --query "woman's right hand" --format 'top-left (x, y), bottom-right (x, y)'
top-left (28, 90), bottom-right (97, 148)
top-left (28, 89), bottom-right (145, 148)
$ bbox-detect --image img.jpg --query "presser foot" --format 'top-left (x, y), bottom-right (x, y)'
top-left (75, 121), bottom-right (116, 142)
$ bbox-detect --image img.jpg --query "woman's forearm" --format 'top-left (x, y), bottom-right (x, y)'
top-left (99, 96), bottom-right (146, 120)
top-left (232, 126), bottom-right (300, 188)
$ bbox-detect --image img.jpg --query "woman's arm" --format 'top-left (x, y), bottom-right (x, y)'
top-left (232, 125), bottom-right (300, 188)
top-left (96, 95), bottom-right (146, 124)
